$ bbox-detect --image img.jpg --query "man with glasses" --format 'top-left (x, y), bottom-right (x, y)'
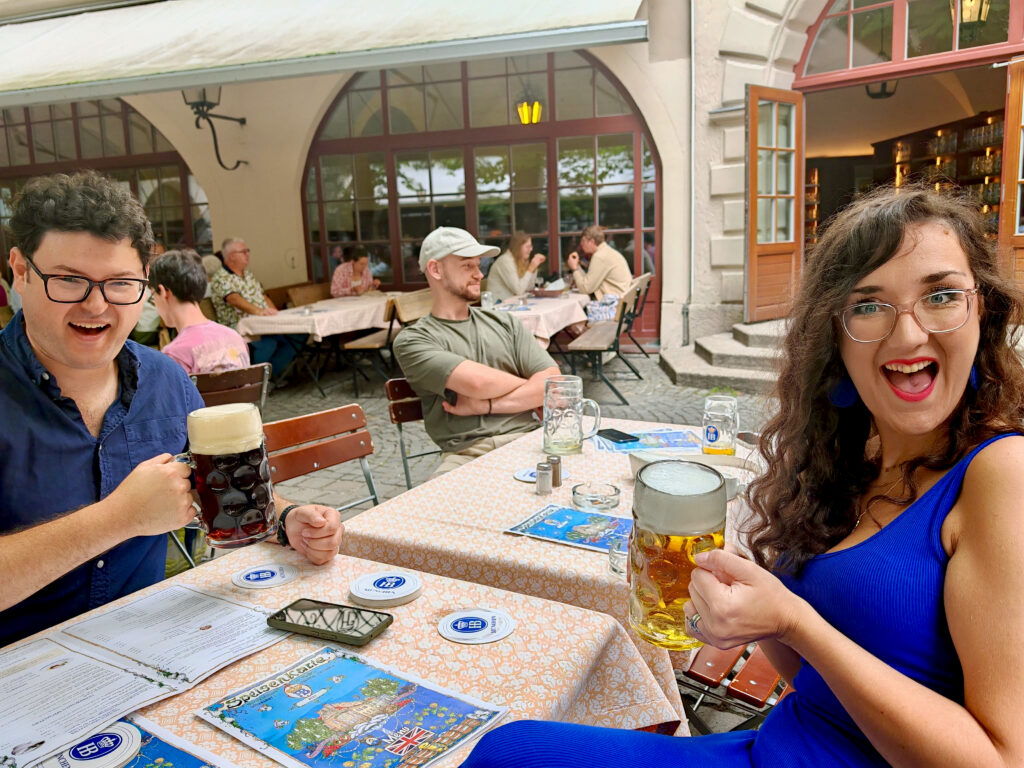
top-left (209, 238), bottom-right (302, 383)
top-left (0, 172), bottom-right (344, 647)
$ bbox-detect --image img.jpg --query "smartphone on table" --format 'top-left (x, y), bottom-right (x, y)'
top-left (597, 428), bottom-right (639, 444)
top-left (268, 599), bottom-right (393, 646)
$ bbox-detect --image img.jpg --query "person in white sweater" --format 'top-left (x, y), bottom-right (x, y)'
top-left (486, 231), bottom-right (546, 300)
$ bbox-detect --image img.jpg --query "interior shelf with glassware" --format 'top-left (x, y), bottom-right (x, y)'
top-left (872, 110), bottom-right (1004, 236)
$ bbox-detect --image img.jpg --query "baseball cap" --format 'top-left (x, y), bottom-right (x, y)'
top-left (418, 227), bottom-right (499, 273)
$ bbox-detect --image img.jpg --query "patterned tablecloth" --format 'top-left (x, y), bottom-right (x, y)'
top-left (236, 293), bottom-right (393, 342)
top-left (494, 293), bottom-right (588, 341)
top-left (20, 543), bottom-right (679, 767)
top-left (339, 418), bottom-right (759, 733)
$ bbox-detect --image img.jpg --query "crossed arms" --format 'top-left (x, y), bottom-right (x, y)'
top-left (441, 359), bottom-right (560, 417)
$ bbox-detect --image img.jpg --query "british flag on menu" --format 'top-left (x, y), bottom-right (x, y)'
top-left (196, 647), bottom-right (507, 768)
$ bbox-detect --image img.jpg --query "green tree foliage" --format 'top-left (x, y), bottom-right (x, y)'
top-left (286, 718), bottom-right (333, 751)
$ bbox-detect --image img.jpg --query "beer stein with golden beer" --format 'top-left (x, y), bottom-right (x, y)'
top-left (176, 403), bottom-right (277, 549)
top-left (628, 460), bottom-right (727, 650)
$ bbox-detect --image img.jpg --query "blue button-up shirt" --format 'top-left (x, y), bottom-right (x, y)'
top-left (0, 312), bottom-right (204, 646)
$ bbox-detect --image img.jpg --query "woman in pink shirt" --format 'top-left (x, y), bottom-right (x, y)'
top-left (331, 246), bottom-right (381, 297)
top-left (149, 249), bottom-right (250, 374)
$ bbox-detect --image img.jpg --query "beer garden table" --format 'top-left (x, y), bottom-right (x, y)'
top-left (338, 417), bottom-right (760, 734)
top-left (16, 542), bottom-right (680, 767)
top-left (235, 293), bottom-right (395, 343)
top-left (494, 291), bottom-right (588, 344)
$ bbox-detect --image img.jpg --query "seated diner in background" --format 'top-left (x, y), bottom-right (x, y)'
top-left (149, 248), bottom-right (250, 374)
top-left (0, 171), bottom-right (346, 648)
top-left (393, 226), bottom-right (560, 477)
top-left (565, 224), bottom-right (632, 301)
top-left (209, 237), bottom-right (302, 380)
top-left (330, 244), bottom-right (381, 297)
top-left (486, 231), bottom-right (546, 301)
top-left (464, 184), bottom-right (1024, 767)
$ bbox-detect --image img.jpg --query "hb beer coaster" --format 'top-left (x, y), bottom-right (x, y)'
top-left (437, 609), bottom-right (516, 645)
top-left (349, 571), bottom-right (423, 608)
top-left (513, 467), bottom-right (572, 483)
top-left (41, 721), bottom-right (142, 768)
top-left (231, 563), bottom-right (299, 589)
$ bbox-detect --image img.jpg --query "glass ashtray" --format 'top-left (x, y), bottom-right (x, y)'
top-left (572, 482), bottom-right (621, 511)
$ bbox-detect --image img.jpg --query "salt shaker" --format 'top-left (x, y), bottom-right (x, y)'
top-left (535, 462), bottom-right (553, 495)
top-left (546, 455), bottom-right (562, 487)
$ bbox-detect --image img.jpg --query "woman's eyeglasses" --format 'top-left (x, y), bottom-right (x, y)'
top-left (837, 288), bottom-right (979, 343)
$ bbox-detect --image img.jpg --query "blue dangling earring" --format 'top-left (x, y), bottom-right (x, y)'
top-left (968, 364), bottom-right (979, 392)
top-left (829, 375), bottom-right (859, 409)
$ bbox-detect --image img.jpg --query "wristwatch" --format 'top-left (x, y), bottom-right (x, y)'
top-left (277, 504), bottom-right (301, 547)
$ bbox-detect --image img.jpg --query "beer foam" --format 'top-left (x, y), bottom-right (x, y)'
top-left (641, 460), bottom-right (721, 496)
top-left (634, 460), bottom-right (726, 535)
top-left (187, 403), bottom-right (264, 455)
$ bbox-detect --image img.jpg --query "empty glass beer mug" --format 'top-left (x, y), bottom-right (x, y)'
top-left (542, 375), bottom-right (600, 455)
top-left (176, 403), bottom-right (277, 548)
top-left (480, 291), bottom-right (496, 309)
top-left (702, 395), bottom-right (739, 455)
top-left (629, 460), bottom-right (727, 651)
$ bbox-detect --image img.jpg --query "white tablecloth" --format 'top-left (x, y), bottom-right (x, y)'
top-left (236, 294), bottom-right (393, 342)
top-left (495, 293), bottom-right (588, 340)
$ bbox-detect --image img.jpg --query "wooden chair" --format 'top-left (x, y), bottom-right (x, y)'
top-left (0, 305), bottom-right (15, 329)
top-left (189, 362), bottom-right (272, 413)
top-left (385, 377), bottom-right (442, 489)
top-left (287, 282), bottom-right (331, 307)
top-left (678, 643), bottom-right (788, 734)
top-left (198, 297), bottom-right (216, 321)
top-left (392, 287), bottom-right (433, 327)
top-left (265, 281), bottom-right (309, 309)
top-left (342, 297), bottom-right (397, 396)
top-left (566, 285), bottom-right (642, 405)
top-left (625, 272), bottom-right (653, 357)
top-left (263, 403), bottom-right (380, 513)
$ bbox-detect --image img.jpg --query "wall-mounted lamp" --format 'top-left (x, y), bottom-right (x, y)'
top-left (516, 99), bottom-right (543, 125)
top-left (181, 87), bottom-right (248, 171)
top-left (952, 0), bottom-right (991, 42)
top-left (865, 80), bottom-right (898, 99)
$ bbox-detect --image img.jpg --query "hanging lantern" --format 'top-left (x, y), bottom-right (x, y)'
top-left (516, 100), bottom-right (542, 125)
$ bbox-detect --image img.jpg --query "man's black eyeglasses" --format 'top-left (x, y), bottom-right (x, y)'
top-left (22, 255), bottom-right (148, 305)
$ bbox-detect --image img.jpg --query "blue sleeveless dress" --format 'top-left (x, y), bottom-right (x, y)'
top-left (461, 435), bottom-right (1011, 767)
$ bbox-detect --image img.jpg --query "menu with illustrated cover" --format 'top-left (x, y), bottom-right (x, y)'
top-left (0, 585), bottom-right (286, 768)
top-left (197, 647), bottom-right (507, 768)
top-left (505, 505), bottom-right (632, 553)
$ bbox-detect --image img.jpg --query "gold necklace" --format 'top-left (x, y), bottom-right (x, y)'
top-left (855, 477), bottom-right (904, 531)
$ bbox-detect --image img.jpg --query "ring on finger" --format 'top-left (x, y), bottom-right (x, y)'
top-left (687, 611), bottom-right (703, 637)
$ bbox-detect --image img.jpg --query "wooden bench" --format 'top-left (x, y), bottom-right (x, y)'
top-left (679, 643), bottom-right (788, 734)
top-left (566, 285), bottom-right (641, 405)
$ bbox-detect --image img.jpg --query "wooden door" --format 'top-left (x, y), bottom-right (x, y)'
top-left (745, 86), bottom-right (805, 323)
top-left (999, 60), bottom-right (1024, 282)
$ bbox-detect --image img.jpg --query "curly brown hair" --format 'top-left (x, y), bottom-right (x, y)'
top-left (746, 183), bottom-right (1024, 575)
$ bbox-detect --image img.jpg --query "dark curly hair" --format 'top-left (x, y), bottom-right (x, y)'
top-left (148, 249), bottom-right (208, 303)
top-left (746, 183), bottom-right (1024, 575)
top-left (9, 170), bottom-right (155, 268)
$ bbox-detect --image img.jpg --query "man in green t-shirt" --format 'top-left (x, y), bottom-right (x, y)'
top-left (393, 227), bottom-right (561, 477)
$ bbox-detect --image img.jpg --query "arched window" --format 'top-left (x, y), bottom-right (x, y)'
top-left (796, 0), bottom-right (1024, 90)
top-left (303, 52), bottom-right (660, 297)
top-left (0, 99), bottom-right (210, 255)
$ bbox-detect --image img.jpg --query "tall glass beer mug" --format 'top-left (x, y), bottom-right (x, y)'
top-left (702, 395), bottom-right (739, 456)
top-left (177, 403), bottom-right (277, 548)
top-left (542, 375), bottom-right (600, 455)
top-left (629, 460), bottom-right (727, 651)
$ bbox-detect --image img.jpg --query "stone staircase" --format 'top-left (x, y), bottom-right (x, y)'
top-left (659, 319), bottom-right (786, 395)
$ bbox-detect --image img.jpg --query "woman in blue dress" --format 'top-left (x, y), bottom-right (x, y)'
top-left (463, 184), bottom-right (1024, 768)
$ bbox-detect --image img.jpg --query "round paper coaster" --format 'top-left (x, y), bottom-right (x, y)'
top-left (437, 609), bottom-right (516, 644)
top-left (231, 563), bottom-right (299, 589)
top-left (41, 722), bottom-right (142, 768)
top-left (513, 467), bottom-right (572, 483)
top-left (349, 571), bottom-right (423, 608)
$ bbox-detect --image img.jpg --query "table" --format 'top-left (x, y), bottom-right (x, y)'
top-left (339, 418), bottom-right (758, 734)
top-left (494, 292), bottom-right (588, 343)
top-left (236, 293), bottom-right (393, 343)
top-left (20, 543), bottom-right (679, 766)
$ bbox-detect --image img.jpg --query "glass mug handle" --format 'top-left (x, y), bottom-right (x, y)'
top-left (581, 398), bottom-right (601, 440)
top-left (172, 453), bottom-right (202, 524)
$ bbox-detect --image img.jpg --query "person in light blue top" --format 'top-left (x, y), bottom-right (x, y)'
top-left (463, 184), bottom-right (1024, 767)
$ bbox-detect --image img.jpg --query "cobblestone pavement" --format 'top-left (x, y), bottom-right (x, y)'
top-left (263, 352), bottom-right (778, 519)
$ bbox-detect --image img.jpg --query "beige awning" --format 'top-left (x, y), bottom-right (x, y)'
top-left (0, 0), bottom-right (646, 107)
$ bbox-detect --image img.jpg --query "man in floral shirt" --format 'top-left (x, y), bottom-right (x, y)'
top-left (209, 238), bottom-right (302, 381)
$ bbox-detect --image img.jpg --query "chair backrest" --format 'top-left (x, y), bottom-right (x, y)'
top-left (393, 288), bottom-right (433, 325)
top-left (265, 281), bottom-right (308, 309)
top-left (613, 284), bottom-right (641, 329)
top-left (190, 363), bottom-right (272, 412)
top-left (385, 377), bottom-right (424, 424)
top-left (624, 272), bottom-right (652, 333)
top-left (0, 305), bottom-right (14, 329)
top-left (288, 282), bottom-right (331, 307)
top-left (198, 297), bottom-right (216, 321)
top-left (263, 403), bottom-right (374, 483)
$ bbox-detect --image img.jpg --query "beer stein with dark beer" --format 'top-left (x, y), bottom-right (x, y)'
top-left (178, 403), bottom-right (277, 548)
top-left (629, 460), bottom-right (727, 651)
